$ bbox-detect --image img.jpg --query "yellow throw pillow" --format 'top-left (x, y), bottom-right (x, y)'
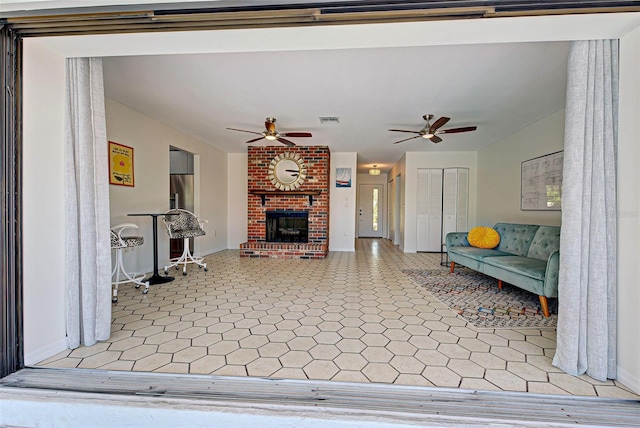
top-left (468, 226), bottom-right (501, 249)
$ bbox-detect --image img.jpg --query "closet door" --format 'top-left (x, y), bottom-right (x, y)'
top-left (456, 168), bottom-right (469, 232)
top-left (416, 169), bottom-right (443, 252)
top-left (442, 168), bottom-right (459, 245)
top-left (442, 168), bottom-right (469, 251)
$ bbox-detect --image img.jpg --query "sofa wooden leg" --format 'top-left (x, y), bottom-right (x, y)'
top-left (539, 296), bottom-right (550, 317)
top-left (498, 280), bottom-right (503, 290)
top-left (450, 262), bottom-right (455, 273)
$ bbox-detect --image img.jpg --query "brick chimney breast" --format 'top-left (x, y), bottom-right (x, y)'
top-left (240, 146), bottom-right (330, 259)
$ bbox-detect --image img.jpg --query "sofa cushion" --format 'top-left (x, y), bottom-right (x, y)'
top-left (468, 226), bottom-right (501, 249)
top-left (527, 226), bottom-right (561, 261)
top-left (448, 247), bottom-right (512, 262)
top-left (493, 223), bottom-right (540, 257)
top-left (483, 256), bottom-right (547, 281)
top-left (448, 247), bottom-right (512, 273)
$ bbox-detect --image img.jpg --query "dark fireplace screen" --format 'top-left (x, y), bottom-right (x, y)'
top-left (266, 211), bottom-right (309, 243)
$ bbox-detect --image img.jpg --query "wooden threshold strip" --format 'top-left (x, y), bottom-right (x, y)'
top-left (1, 368), bottom-right (639, 427)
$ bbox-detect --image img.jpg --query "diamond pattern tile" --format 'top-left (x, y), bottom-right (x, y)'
top-left (38, 239), bottom-right (638, 399)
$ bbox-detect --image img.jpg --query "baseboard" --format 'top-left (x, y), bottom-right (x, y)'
top-left (24, 337), bottom-right (68, 366)
top-left (617, 365), bottom-right (640, 395)
top-left (328, 247), bottom-right (355, 252)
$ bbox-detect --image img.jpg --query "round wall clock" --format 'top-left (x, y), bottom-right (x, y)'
top-left (268, 152), bottom-right (307, 191)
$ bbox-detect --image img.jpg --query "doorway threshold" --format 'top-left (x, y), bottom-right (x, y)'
top-left (2, 367), bottom-right (639, 427)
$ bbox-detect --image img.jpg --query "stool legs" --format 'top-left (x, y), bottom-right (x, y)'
top-left (111, 247), bottom-right (149, 303)
top-left (164, 238), bottom-right (207, 276)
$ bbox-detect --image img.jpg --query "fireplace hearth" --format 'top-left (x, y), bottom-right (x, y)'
top-left (266, 210), bottom-right (308, 243)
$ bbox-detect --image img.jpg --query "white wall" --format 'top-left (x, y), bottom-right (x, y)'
top-left (402, 152), bottom-right (478, 253)
top-left (329, 153), bottom-right (358, 251)
top-left (227, 153), bottom-right (248, 249)
top-left (22, 40), bottom-right (68, 364)
top-left (107, 99), bottom-right (228, 274)
top-left (617, 27), bottom-right (640, 393)
top-left (476, 110), bottom-right (565, 226)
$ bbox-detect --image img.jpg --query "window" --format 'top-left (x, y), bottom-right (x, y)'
top-left (372, 188), bottom-right (379, 232)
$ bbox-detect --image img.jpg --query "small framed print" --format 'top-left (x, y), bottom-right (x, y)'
top-left (336, 168), bottom-right (352, 188)
top-left (109, 141), bottom-right (135, 187)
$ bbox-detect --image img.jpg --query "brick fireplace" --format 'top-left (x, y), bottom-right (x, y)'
top-left (240, 146), bottom-right (330, 259)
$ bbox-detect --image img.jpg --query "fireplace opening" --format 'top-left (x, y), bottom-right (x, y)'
top-left (266, 210), bottom-right (309, 243)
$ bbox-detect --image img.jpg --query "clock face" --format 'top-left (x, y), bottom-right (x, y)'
top-left (268, 152), bottom-right (307, 191)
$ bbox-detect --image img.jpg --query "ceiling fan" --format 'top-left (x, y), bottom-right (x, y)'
top-left (227, 117), bottom-right (312, 147)
top-left (389, 114), bottom-right (477, 144)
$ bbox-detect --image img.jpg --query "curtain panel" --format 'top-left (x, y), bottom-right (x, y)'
top-left (65, 57), bottom-right (112, 348)
top-left (553, 40), bottom-right (618, 381)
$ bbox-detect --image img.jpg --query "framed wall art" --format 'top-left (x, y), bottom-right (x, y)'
top-left (109, 141), bottom-right (135, 187)
top-left (336, 168), bottom-right (352, 188)
top-left (521, 151), bottom-right (563, 211)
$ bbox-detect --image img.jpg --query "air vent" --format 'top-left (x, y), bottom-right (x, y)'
top-left (319, 116), bottom-right (340, 124)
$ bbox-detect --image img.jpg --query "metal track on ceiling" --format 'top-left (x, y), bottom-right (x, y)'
top-left (2, 1), bottom-right (640, 37)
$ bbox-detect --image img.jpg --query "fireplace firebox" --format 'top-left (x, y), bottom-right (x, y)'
top-left (266, 211), bottom-right (309, 243)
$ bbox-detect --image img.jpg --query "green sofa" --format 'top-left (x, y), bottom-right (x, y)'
top-left (446, 223), bottom-right (560, 317)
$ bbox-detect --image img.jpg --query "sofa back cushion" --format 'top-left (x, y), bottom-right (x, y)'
top-left (493, 223), bottom-right (540, 257)
top-left (527, 226), bottom-right (561, 261)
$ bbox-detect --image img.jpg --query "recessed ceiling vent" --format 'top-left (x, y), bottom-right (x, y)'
top-left (319, 116), bottom-right (340, 124)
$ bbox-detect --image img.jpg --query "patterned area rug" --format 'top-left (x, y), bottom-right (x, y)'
top-left (402, 267), bottom-right (557, 329)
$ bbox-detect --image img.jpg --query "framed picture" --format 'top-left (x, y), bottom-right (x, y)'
top-left (109, 141), bottom-right (135, 187)
top-left (336, 167), bottom-right (352, 188)
top-left (521, 151), bottom-right (563, 211)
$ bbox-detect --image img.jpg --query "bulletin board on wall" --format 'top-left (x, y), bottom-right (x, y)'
top-left (521, 151), bottom-right (563, 211)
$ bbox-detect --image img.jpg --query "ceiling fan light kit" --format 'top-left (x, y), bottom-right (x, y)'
top-left (389, 114), bottom-right (477, 144)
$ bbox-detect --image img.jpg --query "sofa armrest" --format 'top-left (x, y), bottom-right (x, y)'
top-left (446, 232), bottom-right (470, 249)
top-left (543, 250), bottom-right (560, 298)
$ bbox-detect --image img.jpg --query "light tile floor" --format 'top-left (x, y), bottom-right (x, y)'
top-left (38, 239), bottom-right (638, 399)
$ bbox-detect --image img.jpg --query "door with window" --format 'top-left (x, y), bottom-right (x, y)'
top-left (358, 184), bottom-right (383, 237)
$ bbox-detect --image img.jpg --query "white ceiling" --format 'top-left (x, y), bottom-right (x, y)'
top-left (103, 40), bottom-right (569, 174)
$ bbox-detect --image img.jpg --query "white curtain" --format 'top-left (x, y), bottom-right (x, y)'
top-left (553, 40), bottom-right (618, 381)
top-left (65, 57), bottom-right (112, 348)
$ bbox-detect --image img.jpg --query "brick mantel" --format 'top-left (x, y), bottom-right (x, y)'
top-left (240, 146), bottom-right (330, 259)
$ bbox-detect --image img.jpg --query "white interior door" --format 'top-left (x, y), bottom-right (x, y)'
top-left (394, 175), bottom-right (402, 246)
top-left (416, 169), bottom-right (443, 252)
top-left (387, 179), bottom-right (394, 242)
top-left (442, 168), bottom-right (469, 251)
top-left (358, 184), bottom-right (383, 237)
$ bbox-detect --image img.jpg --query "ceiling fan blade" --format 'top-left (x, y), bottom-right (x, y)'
top-left (277, 137), bottom-right (296, 147)
top-left (393, 135), bottom-right (421, 144)
top-left (430, 135), bottom-right (443, 143)
top-left (227, 127), bottom-right (263, 136)
top-left (439, 126), bottom-right (477, 134)
top-left (281, 132), bottom-right (312, 137)
top-left (245, 136), bottom-right (266, 144)
top-left (429, 116), bottom-right (450, 133)
top-left (388, 129), bottom-right (421, 134)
